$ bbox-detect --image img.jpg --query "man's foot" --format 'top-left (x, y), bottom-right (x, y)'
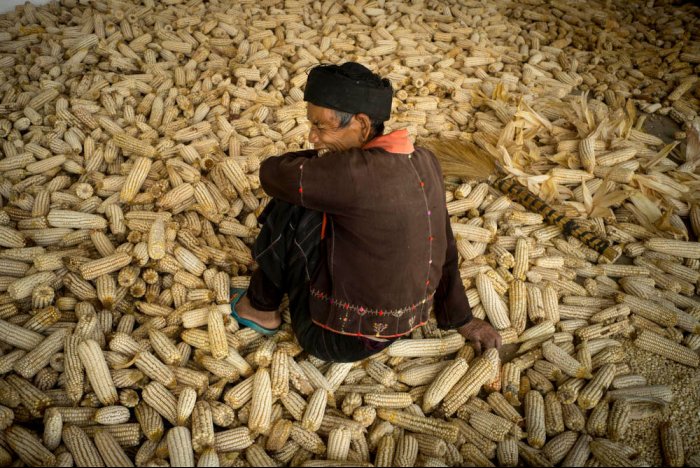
top-left (234, 294), bottom-right (282, 330)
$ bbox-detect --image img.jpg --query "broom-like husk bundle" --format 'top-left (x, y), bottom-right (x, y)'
top-left (420, 138), bottom-right (620, 262)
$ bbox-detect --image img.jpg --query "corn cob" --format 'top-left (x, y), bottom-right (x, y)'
top-left (94, 429), bottom-right (135, 467)
top-left (525, 390), bottom-right (546, 448)
top-left (422, 358), bottom-right (469, 412)
top-left (377, 408), bottom-right (458, 443)
top-left (79, 252), bottom-right (132, 280)
top-left (6, 424), bottom-right (57, 467)
top-left (63, 424), bottom-right (105, 467)
top-left (208, 307), bottom-right (228, 360)
top-left (660, 421), bottom-right (684, 467)
top-left (327, 427), bottom-right (351, 462)
top-left (393, 434), bottom-right (419, 467)
top-left (387, 333), bottom-right (464, 357)
top-left (634, 330), bottom-right (699, 367)
top-left (78, 339), bottom-right (117, 405)
top-left (542, 341), bottom-right (591, 378)
top-left (442, 350), bottom-right (498, 416)
top-left (249, 368), bottom-right (272, 434)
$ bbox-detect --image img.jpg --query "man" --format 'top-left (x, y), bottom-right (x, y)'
top-left (230, 62), bottom-right (501, 362)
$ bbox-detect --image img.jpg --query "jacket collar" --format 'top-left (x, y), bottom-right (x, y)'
top-left (362, 129), bottom-right (414, 154)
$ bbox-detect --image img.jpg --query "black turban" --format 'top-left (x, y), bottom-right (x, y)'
top-left (303, 63), bottom-right (393, 122)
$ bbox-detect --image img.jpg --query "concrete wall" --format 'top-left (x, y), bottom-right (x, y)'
top-left (0, 0), bottom-right (53, 15)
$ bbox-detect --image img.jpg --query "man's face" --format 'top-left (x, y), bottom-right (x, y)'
top-left (306, 103), bottom-right (368, 154)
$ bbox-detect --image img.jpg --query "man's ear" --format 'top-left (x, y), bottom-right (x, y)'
top-left (354, 113), bottom-right (372, 141)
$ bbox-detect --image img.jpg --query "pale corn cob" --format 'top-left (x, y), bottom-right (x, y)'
top-left (502, 362), bottom-right (521, 406)
top-left (166, 427), bottom-right (195, 467)
top-left (589, 439), bottom-right (640, 467)
top-left (393, 434), bottom-right (419, 467)
top-left (525, 390), bottom-right (546, 448)
top-left (476, 273), bottom-right (511, 330)
top-left (660, 421), bottom-right (684, 467)
top-left (461, 443), bottom-right (496, 467)
top-left (496, 437), bottom-right (518, 467)
top-left (544, 392), bottom-right (565, 437)
top-left (542, 341), bottom-right (591, 378)
top-left (634, 330), bottom-right (699, 367)
top-left (78, 339), bottom-right (118, 405)
top-left (364, 392), bottom-right (413, 409)
top-left (375, 434), bottom-right (396, 467)
top-left (142, 382), bottom-right (178, 425)
top-left (469, 410), bottom-right (518, 442)
top-left (93, 429), bottom-right (134, 467)
top-left (608, 400), bottom-right (632, 441)
top-left (327, 427), bottom-right (351, 461)
top-left (377, 408), bottom-right (458, 442)
top-left (442, 350), bottom-right (498, 416)
top-left (135, 402), bottom-right (165, 442)
top-left (94, 406), bottom-right (131, 425)
top-left (290, 423), bottom-right (326, 454)
top-left (422, 358), bottom-right (469, 412)
top-left (249, 368), bottom-right (272, 433)
top-left (176, 387), bottom-right (197, 426)
top-left (63, 424), bottom-right (105, 467)
top-left (191, 401), bottom-right (215, 452)
top-left (80, 252), bottom-right (132, 280)
top-left (207, 307), bottom-right (229, 361)
top-left (578, 363), bottom-right (616, 409)
top-left (300, 388), bottom-right (327, 432)
top-left (134, 350), bottom-right (177, 388)
top-left (6, 424), bottom-right (57, 466)
top-left (645, 238), bottom-right (700, 259)
top-left (148, 328), bottom-right (181, 365)
top-left (223, 377), bottom-right (254, 409)
top-left (607, 384), bottom-right (674, 403)
top-left (542, 430), bottom-right (578, 465)
top-left (561, 403), bottom-right (586, 432)
top-left (587, 401), bottom-right (609, 437)
top-left (13, 328), bottom-right (68, 379)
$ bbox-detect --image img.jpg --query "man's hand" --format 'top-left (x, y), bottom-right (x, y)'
top-left (457, 318), bottom-right (502, 354)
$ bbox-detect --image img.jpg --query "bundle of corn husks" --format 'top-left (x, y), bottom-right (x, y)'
top-left (0, 0), bottom-right (699, 466)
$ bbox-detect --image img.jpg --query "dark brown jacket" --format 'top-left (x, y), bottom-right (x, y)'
top-left (259, 131), bottom-right (472, 339)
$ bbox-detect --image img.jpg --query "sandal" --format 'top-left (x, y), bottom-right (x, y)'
top-left (229, 288), bottom-right (279, 336)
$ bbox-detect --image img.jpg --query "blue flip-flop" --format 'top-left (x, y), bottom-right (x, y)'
top-left (229, 288), bottom-right (279, 336)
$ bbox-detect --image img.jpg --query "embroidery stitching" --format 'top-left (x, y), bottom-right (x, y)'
top-left (310, 288), bottom-right (435, 318)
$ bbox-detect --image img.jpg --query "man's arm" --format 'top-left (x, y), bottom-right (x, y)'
top-left (259, 150), bottom-right (358, 214)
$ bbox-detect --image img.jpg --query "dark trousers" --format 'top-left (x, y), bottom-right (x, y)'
top-left (247, 199), bottom-right (391, 363)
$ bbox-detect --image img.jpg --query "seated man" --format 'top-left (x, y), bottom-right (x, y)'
top-left (231, 62), bottom-right (501, 362)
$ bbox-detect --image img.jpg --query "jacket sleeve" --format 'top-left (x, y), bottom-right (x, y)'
top-left (259, 150), bottom-right (358, 214)
top-left (433, 213), bottom-right (474, 329)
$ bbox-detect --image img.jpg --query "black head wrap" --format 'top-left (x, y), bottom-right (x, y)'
top-left (303, 62), bottom-right (393, 122)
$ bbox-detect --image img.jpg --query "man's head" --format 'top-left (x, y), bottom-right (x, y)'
top-left (303, 63), bottom-right (393, 153)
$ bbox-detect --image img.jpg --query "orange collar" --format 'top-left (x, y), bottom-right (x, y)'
top-left (362, 129), bottom-right (414, 154)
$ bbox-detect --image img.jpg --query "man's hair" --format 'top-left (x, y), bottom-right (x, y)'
top-left (334, 109), bottom-right (385, 139)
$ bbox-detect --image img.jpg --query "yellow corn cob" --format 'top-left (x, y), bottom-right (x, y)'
top-left (634, 330), bottom-right (699, 367)
top-left (6, 424), bottom-right (57, 466)
top-left (135, 402), bottom-right (164, 442)
top-left (541, 430), bottom-right (578, 465)
top-left (461, 442), bottom-right (496, 467)
top-left (249, 368), bottom-right (272, 434)
top-left (326, 427), bottom-right (351, 462)
top-left (502, 362), bottom-right (521, 406)
top-left (377, 408), bottom-right (459, 443)
top-left (544, 392), bottom-right (565, 437)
